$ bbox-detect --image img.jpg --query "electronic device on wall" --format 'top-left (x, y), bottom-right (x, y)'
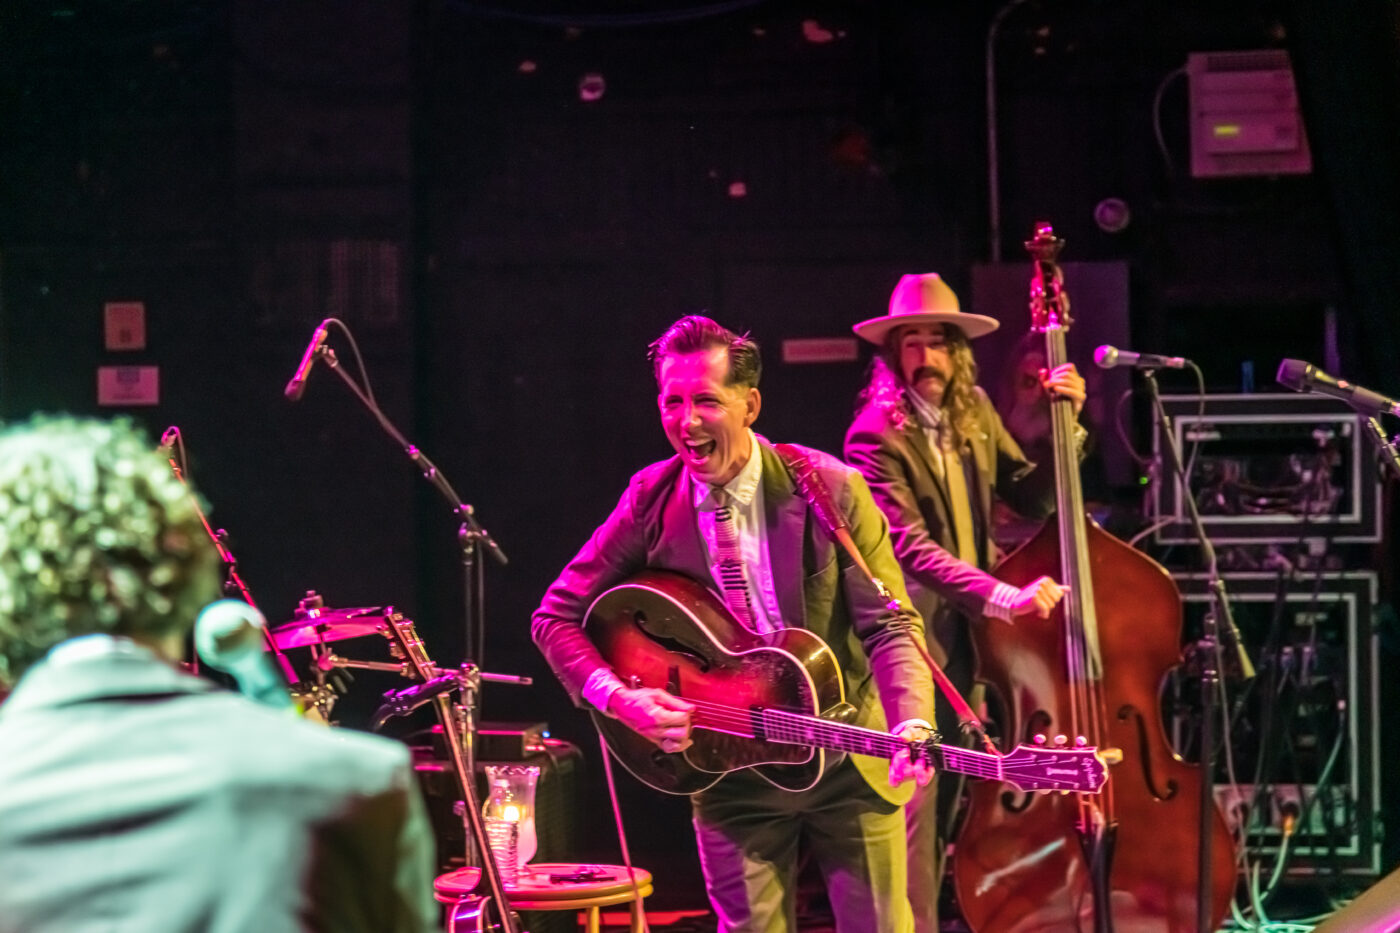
top-left (1151, 394), bottom-right (1383, 546)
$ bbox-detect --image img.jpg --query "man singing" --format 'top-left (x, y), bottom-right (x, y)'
top-left (532, 315), bottom-right (935, 933)
top-left (843, 273), bottom-right (1085, 933)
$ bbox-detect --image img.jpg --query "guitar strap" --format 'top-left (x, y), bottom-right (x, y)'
top-left (774, 442), bottom-right (990, 745)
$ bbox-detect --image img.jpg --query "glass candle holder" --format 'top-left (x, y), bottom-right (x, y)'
top-left (481, 763), bottom-right (541, 877)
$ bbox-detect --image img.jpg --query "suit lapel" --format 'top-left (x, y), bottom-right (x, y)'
top-left (760, 442), bottom-right (808, 630)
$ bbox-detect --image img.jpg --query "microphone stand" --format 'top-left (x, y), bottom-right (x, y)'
top-left (162, 429), bottom-right (300, 686)
top-left (1142, 368), bottom-right (1254, 933)
top-left (309, 346), bottom-right (518, 932)
top-left (1361, 416), bottom-right (1400, 481)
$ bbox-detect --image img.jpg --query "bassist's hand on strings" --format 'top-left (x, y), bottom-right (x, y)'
top-left (1008, 575), bottom-right (1070, 620)
top-left (608, 686), bottom-right (696, 753)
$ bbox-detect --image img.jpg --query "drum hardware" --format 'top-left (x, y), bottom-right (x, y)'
top-left (313, 653), bottom-right (410, 674)
top-left (372, 611), bottom-right (530, 933)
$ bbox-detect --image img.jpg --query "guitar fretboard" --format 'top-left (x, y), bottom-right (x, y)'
top-left (689, 701), bottom-right (1005, 781)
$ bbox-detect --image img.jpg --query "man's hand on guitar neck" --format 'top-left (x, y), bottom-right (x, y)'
top-left (888, 722), bottom-right (936, 789)
top-left (607, 686), bottom-right (696, 753)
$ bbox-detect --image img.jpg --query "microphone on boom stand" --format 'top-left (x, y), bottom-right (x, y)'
top-left (285, 320), bottom-right (331, 402)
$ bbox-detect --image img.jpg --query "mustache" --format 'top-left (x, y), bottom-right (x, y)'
top-left (911, 366), bottom-right (947, 383)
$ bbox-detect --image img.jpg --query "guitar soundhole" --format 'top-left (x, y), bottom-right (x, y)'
top-left (633, 611), bottom-right (710, 672)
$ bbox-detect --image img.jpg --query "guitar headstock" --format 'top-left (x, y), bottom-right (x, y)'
top-left (1001, 741), bottom-right (1108, 794)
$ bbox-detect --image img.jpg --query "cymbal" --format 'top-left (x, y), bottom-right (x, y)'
top-left (271, 607), bottom-right (387, 650)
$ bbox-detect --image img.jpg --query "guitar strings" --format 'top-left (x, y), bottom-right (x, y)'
top-left (676, 697), bottom-right (1097, 788)
top-left (677, 697), bottom-right (1009, 781)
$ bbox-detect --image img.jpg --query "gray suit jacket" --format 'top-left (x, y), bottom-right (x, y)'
top-left (0, 644), bottom-right (438, 933)
top-left (530, 438), bottom-right (933, 803)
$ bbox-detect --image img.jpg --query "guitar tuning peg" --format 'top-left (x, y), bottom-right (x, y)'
top-left (1075, 736), bottom-right (1087, 747)
top-left (1037, 788), bottom-right (1052, 795)
top-left (1053, 734), bottom-right (1068, 747)
top-left (1059, 789), bottom-right (1071, 796)
top-left (1033, 734), bottom-right (1047, 745)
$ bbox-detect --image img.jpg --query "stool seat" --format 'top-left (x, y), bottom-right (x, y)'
top-left (435, 862), bottom-right (654, 933)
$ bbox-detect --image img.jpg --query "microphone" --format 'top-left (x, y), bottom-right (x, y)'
top-left (370, 672), bottom-right (460, 730)
top-left (284, 321), bottom-right (330, 401)
top-left (195, 600), bottom-right (294, 710)
top-left (1277, 359), bottom-right (1400, 419)
top-left (1094, 345), bottom-right (1188, 370)
top-left (159, 426), bottom-right (179, 453)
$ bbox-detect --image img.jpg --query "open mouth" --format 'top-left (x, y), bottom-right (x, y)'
top-left (684, 439), bottom-right (717, 463)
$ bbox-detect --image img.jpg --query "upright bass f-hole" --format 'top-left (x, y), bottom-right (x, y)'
top-left (1115, 704), bottom-right (1180, 802)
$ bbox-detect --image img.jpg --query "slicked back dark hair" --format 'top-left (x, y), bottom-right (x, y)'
top-left (648, 315), bottom-right (762, 389)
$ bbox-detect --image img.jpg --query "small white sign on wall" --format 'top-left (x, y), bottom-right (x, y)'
top-left (97, 366), bottom-right (159, 406)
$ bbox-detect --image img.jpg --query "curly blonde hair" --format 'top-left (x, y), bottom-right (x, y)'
top-left (856, 324), bottom-right (981, 445)
top-left (0, 416), bottom-right (220, 687)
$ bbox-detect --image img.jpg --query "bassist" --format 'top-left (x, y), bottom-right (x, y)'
top-left (531, 315), bottom-right (936, 933)
top-left (843, 273), bottom-right (1086, 933)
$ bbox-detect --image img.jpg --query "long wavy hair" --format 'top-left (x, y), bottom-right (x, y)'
top-left (856, 323), bottom-right (981, 446)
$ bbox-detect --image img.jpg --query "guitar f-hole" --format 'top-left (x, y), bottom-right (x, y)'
top-left (633, 610), bottom-right (711, 672)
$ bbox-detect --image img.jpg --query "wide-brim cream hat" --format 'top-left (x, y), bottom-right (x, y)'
top-left (853, 272), bottom-right (1000, 345)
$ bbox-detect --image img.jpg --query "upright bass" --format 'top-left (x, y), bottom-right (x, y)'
top-left (951, 224), bottom-right (1236, 932)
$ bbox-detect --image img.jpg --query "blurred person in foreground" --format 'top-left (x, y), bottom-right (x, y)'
top-left (0, 416), bottom-right (437, 933)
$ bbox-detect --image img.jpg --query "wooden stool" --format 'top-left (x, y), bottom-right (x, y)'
top-left (435, 862), bottom-right (654, 933)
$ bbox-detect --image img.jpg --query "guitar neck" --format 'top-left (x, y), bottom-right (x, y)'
top-left (695, 705), bottom-right (1004, 782)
